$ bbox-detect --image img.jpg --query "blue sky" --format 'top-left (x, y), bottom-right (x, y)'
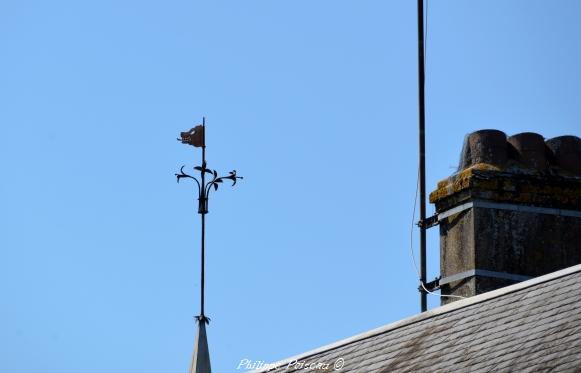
top-left (1, 1), bottom-right (580, 372)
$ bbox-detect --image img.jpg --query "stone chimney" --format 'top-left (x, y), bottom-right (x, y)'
top-left (430, 130), bottom-right (581, 304)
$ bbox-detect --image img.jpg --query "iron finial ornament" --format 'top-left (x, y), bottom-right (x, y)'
top-left (176, 117), bottom-right (242, 373)
top-left (176, 165), bottom-right (242, 214)
top-left (179, 125), bottom-right (205, 147)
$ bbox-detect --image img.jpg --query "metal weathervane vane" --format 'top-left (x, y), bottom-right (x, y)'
top-left (176, 117), bottom-right (242, 373)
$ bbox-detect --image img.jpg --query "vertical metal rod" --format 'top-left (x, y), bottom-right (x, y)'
top-left (417, 0), bottom-right (428, 312)
top-left (200, 116), bottom-right (206, 317)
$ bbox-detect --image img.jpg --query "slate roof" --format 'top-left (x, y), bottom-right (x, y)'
top-left (256, 264), bottom-right (581, 372)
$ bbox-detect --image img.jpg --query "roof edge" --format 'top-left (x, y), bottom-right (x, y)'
top-left (254, 263), bottom-right (581, 372)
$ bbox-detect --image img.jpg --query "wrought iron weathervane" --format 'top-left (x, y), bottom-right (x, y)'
top-left (176, 117), bottom-right (242, 373)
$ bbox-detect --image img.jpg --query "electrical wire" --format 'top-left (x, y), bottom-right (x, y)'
top-left (425, 0), bottom-right (429, 68)
top-left (410, 163), bottom-right (466, 300)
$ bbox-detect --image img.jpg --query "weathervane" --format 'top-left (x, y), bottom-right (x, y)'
top-left (176, 117), bottom-right (242, 373)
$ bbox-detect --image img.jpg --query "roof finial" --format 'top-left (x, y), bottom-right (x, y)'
top-left (176, 117), bottom-right (243, 372)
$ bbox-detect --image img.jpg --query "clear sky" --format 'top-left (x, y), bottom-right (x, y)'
top-left (1, 1), bottom-right (580, 372)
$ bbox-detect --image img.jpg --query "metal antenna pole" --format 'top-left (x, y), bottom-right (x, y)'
top-left (417, 0), bottom-right (428, 312)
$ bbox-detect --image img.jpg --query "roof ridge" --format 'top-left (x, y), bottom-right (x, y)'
top-left (254, 263), bottom-right (581, 372)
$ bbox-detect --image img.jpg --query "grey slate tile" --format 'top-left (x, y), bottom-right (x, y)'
top-left (259, 266), bottom-right (581, 373)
